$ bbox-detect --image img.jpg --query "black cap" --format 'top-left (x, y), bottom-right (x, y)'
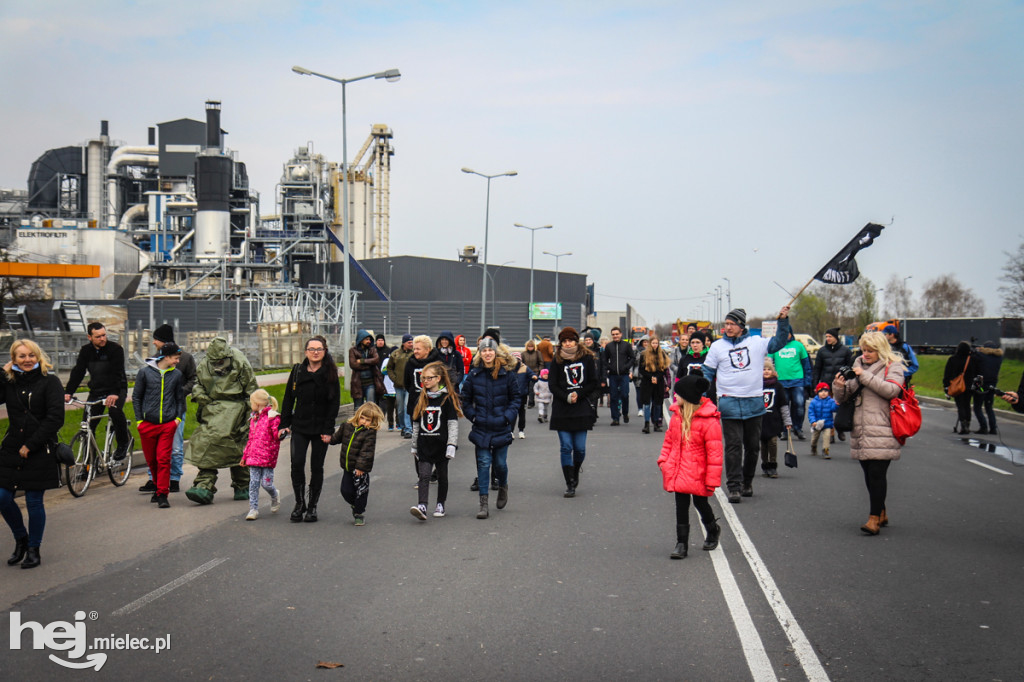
top-left (674, 374), bottom-right (710, 404)
top-left (482, 328), bottom-right (501, 344)
top-left (154, 324), bottom-right (175, 343)
top-left (158, 341), bottom-right (182, 358)
top-left (725, 308), bottom-right (746, 326)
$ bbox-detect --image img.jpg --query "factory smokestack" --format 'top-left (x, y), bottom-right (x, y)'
top-left (100, 120), bottom-right (109, 137)
top-left (148, 127), bottom-right (156, 145)
top-left (205, 101), bottom-right (222, 150)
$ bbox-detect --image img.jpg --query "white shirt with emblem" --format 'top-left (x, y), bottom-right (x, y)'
top-left (704, 335), bottom-right (774, 398)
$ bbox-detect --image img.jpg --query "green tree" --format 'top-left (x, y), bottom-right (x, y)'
top-left (789, 292), bottom-right (828, 338)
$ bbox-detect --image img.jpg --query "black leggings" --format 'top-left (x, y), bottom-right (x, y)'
top-left (675, 493), bottom-right (716, 526)
top-left (291, 431), bottom-right (328, 491)
top-left (417, 458), bottom-right (449, 507)
top-left (860, 459), bottom-right (891, 516)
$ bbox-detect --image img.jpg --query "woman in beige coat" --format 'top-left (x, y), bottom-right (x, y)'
top-left (833, 331), bottom-right (905, 535)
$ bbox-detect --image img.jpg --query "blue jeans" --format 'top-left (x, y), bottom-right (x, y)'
top-left (0, 488), bottom-right (45, 547)
top-left (557, 430), bottom-right (587, 467)
top-left (395, 387), bottom-right (410, 434)
top-left (475, 444), bottom-right (509, 495)
top-left (784, 385), bottom-right (806, 433)
top-left (643, 399), bottom-right (664, 425)
top-left (354, 384), bottom-right (376, 409)
top-left (607, 375), bottom-right (631, 420)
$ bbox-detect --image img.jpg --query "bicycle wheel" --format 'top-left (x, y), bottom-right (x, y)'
top-left (66, 431), bottom-right (95, 497)
top-left (107, 434), bottom-right (133, 486)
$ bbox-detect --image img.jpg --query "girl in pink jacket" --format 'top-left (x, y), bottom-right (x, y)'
top-left (658, 374), bottom-right (724, 559)
top-left (241, 389), bottom-right (282, 521)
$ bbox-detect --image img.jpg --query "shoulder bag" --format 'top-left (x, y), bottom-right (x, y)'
top-left (833, 385), bottom-right (862, 433)
top-left (885, 364), bottom-right (921, 445)
top-left (14, 388), bottom-right (75, 466)
top-left (947, 357), bottom-right (969, 397)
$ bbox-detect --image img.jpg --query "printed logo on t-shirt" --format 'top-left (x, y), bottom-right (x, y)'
top-left (777, 347), bottom-right (797, 359)
top-left (565, 362), bottom-right (584, 388)
top-left (421, 406), bottom-right (442, 435)
top-left (413, 367), bottom-right (423, 390)
top-left (686, 362), bottom-right (703, 376)
top-left (763, 387), bottom-right (776, 410)
top-left (728, 347), bottom-right (751, 370)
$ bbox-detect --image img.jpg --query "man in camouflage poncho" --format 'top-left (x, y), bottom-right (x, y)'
top-left (185, 337), bottom-right (258, 504)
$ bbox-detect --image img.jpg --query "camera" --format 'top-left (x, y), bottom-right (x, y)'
top-left (838, 366), bottom-right (857, 381)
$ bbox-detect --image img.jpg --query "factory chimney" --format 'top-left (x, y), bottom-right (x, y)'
top-left (205, 101), bottom-right (222, 150)
top-left (148, 127), bottom-right (156, 146)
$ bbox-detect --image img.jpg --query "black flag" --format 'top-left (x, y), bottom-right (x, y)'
top-left (813, 223), bottom-right (885, 285)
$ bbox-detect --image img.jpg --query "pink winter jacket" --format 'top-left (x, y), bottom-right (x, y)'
top-left (658, 398), bottom-right (723, 496)
top-left (242, 407), bottom-right (282, 468)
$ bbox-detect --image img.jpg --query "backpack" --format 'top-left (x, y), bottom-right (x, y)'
top-left (885, 364), bottom-right (921, 445)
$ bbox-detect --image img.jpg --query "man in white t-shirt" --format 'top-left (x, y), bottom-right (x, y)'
top-left (702, 306), bottom-right (791, 503)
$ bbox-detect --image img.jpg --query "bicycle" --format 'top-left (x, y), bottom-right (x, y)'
top-left (65, 398), bottom-right (135, 497)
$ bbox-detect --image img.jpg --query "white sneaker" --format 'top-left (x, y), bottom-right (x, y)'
top-left (518, 430), bottom-right (525, 439)
top-left (245, 509), bottom-right (258, 521)
top-left (270, 495), bottom-right (281, 513)
top-left (433, 503), bottom-right (446, 518)
top-left (638, 409), bottom-right (644, 417)
top-left (410, 504), bottom-right (427, 521)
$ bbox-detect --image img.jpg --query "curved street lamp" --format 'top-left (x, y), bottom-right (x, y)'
top-left (515, 223), bottom-right (552, 340)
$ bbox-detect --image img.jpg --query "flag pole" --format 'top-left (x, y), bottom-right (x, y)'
top-left (785, 277), bottom-right (816, 308)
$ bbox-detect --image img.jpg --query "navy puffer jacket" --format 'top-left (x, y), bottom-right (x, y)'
top-left (460, 361), bottom-right (522, 449)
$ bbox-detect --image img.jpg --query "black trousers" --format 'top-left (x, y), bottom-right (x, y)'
top-left (722, 417), bottom-right (762, 491)
top-left (291, 431), bottom-right (328, 491)
top-left (87, 392), bottom-right (130, 448)
top-left (953, 394), bottom-right (973, 426)
top-left (860, 459), bottom-right (891, 516)
top-left (973, 390), bottom-right (996, 431)
top-left (417, 458), bottom-right (449, 507)
top-left (675, 492), bottom-right (715, 526)
top-left (339, 469), bottom-right (370, 515)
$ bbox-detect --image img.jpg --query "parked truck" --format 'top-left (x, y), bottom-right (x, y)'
top-left (865, 317), bottom-right (1021, 354)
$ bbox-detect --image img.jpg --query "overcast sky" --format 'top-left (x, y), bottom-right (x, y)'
top-left (1, 1), bottom-right (1021, 325)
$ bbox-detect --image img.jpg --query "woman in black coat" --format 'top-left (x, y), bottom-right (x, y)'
top-left (943, 341), bottom-right (981, 434)
top-left (0, 339), bottom-right (64, 569)
top-left (279, 335), bottom-right (341, 523)
top-left (549, 327), bottom-right (601, 498)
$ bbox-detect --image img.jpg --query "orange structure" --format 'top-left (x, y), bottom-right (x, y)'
top-left (0, 263), bottom-right (100, 278)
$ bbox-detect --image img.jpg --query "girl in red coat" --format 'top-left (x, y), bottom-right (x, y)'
top-left (658, 374), bottom-right (724, 559)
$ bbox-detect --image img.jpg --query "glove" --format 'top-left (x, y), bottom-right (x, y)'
top-left (446, 445), bottom-right (456, 460)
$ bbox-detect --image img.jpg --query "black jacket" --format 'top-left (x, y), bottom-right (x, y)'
top-left (281, 361), bottom-right (341, 436)
top-left (329, 422), bottom-right (378, 473)
top-left (435, 332), bottom-right (465, 387)
top-left (761, 377), bottom-right (791, 438)
top-left (405, 349), bottom-right (441, 417)
top-left (549, 350), bottom-right (601, 432)
top-left (65, 341), bottom-right (128, 397)
top-left (943, 344), bottom-right (981, 392)
top-left (461, 361), bottom-right (521, 449)
top-left (812, 341), bottom-right (854, 388)
top-left (603, 340), bottom-right (635, 376)
top-left (975, 343), bottom-right (1003, 386)
top-left (0, 368), bottom-right (63, 491)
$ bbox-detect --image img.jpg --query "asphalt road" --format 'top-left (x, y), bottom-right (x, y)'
top-left (3, 398), bottom-right (1024, 681)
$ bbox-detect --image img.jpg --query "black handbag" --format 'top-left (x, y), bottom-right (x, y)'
top-left (834, 387), bottom-right (862, 432)
top-left (784, 430), bottom-right (798, 468)
top-left (13, 387), bottom-right (74, 466)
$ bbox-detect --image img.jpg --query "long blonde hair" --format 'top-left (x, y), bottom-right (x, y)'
top-left (678, 398), bottom-right (699, 444)
top-left (5, 339), bottom-right (53, 381)
top-left (859, 331), bottom-right (898, 366)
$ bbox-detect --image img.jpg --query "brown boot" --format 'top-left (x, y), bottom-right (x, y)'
top-left (860, 515), bottom-right (881, 535)
top-left (879, 509), bottom-right (888, 527)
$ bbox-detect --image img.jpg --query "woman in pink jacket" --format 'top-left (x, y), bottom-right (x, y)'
top-left (241, 389), bottom-right (282, 521)
top-left (658, 374), bottom-right (723, 559)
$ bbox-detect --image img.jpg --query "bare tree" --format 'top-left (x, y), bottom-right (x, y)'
top-left (998, 241), bottom-right (1024, 316)
top-left (882, 273), bottom-right (915, 318)
top-left (919, 274), bottom-right (985, 317)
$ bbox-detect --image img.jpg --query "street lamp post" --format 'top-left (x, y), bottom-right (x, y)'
top-left (722, 277), bottom-right (731, 313)
top-left (462, 168), bottom-right (518, 336)
top-left (292, 64), bottom-right (401, 356)
top-left (468, 260), bottom-right (513, 328)
top-left (902, 275), bottom-right (912, 317)
top-left (543, 251), bottom-right (572, 334)
top-left (514, 222), bottom-right (552, 341)
top-left (387, 260), bottom-right (394, 337)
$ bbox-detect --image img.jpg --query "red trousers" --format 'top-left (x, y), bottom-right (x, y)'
top-left (138, 420), bottom-right (177, 496)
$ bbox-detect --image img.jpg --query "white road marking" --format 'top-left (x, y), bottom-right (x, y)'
top-left (112, 558), bottom-right (228, 616)
top-left (705, 523), bottom-right (777, 681)
top-left (966, 459), bottom-right (1013, 476)
top-left (714, 489), bottom-right (831, 681)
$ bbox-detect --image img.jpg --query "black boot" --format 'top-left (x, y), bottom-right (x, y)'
top-left (671, 524), bottom-right (689, 559)
top-left (304, 485), bottom-right (321, 522)
top-left (470, 477), bottom-right (479, 491)
top-left (642, 421), bottom-right (651, 434)
top-left (562, 465), bottom-right (576, 498)
top-left (653, 421), bottom-right (662, 432)
top-left (7, 535), bottom-right (28, 566)
top-left (572, 462), bottom-right (581, 489)
top-left (496, 485), bottom-right (508, 510)
top-left (21, 546), bottom-right (40, 569)
top-left (702, 518), bottom-right (721, 551)
top-left (290, 484), bottom-right (306, 522)
top-left (958, 420), bottom-right (970, 435)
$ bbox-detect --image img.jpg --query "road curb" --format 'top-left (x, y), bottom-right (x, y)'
top-left (917, 394), bottom-right (1024, 424)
